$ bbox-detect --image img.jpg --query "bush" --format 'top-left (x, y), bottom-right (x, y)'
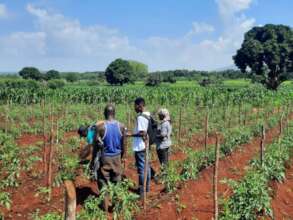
top-left (86, 80), bottom-right (100, 87)
top-left (47, 79), bottom-right (66, 89)
top-left (163, 75), bottom-right (176, 83)
top-left (145, 75), bottom-right (161, 86)
top-left (0, 79), bottom-right (41, 90)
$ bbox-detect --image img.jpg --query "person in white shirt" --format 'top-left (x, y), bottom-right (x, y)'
top-left (127, 97), bottom-right (151, 199)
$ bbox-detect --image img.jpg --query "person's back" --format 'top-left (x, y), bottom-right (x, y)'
top-left (156, 108), bottom-right (172, 167)
top-left (102, 120), bottom-right (123, 157)
top-left (96, 104), bottom-right (126, 211)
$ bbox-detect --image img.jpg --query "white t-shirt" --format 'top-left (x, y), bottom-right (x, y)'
top-left (132, 112), bottom-right (150, 152)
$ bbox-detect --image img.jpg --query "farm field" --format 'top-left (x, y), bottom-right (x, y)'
top-left (1, 0), bottom-right (293, 219)
top-left (1, 83), bottom-right (293, 220)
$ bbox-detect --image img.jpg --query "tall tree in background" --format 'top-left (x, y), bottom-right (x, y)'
top-left (44, 70), bottom-right (60, 81)
top-left (105, 58), bottom-right (135, 85)
top-left (234, 24), bottom-right (293, 90)
top-left (128, 60), bottom-right (148, 79)
top-left (19, 67), bottom-right (43, 81)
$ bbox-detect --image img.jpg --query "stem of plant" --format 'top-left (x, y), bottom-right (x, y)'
top-left (260, 125), bottom-right (265, 166)
top-left (143, 142), bottom-right (149, 211)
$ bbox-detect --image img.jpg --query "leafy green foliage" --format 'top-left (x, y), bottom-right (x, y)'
top-left (181, 148), bottom-right (215, 180)
top-left (105, 58), bottom-right (135, 85)
top-left (32, 210), bottom-right (62, 220)
top-left (19, 67), bottom-right (43, 81)
top-left (99, 179), bottom-right (139, 220)
top-left (44, 70), bottom-right (60, 81)
top-left (47, 79), bottom-right (66, 89)
top-left (145, 74), bottom-right (161, 86)
top-left (161, 161), bottom-right (181, 192)
top-left (54, 154), bottom-right (79, 186)
top-left (221, 127), bottom-right (293, 220)
top-left (221, 127), bottom-right (251, 155)
top-left (0, 132), bottom-right (21, 189)
top-left (221, 171), bottom-right (272, 220)
top-left (78, 180), bottom-right (139, 220)
top-left (0, 192), bottom-right (11, 209)
top-left (128, 60), bottom-right (148, 79)
top-left (77, 196), bottom-right (107, 220)
top-left (234, 24), bottom-right (293, 90)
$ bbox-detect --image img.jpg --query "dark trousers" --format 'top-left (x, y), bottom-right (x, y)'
top-left (134, 151), bottom-right (150, 195)
top-left (157, 148), bottom-right (169, 167)
top-left (98, 155), bottom-right (122, 189)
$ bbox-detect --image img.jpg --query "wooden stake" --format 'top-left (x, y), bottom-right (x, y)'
top-left (214, 133), bottom-right (220, 220)
top-left (178, 107), bottom-right (183, 143)
top-left (204, 108), bottom-right (209, 151)
top-left (238, 103), bottom-right (241, 126)
top-left (243, 107), bottom-right (247, 126)
top-left (42, 99), bottom-right (47, 174)
top-left (279, 113), bottom-right (284, 137)
top-left (143, 142), bottom-right (149, 210)
top-left (47, 103), bottom-right (55, 200)
top-left (64, 180), bottom-right (76, 220)
top-left (4, 99), bottom-right (9, 134)
top-left (260, 125), bottom-right (265, 166)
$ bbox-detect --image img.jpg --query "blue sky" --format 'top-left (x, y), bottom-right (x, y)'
top-left (0, 0), bottom-right (292, 72)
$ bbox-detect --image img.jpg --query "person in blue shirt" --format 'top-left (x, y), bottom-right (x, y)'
top-left (79, 104), bottom-right (126, 210)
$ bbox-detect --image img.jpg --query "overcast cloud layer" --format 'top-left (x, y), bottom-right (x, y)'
top-left (0, 0), bottom-right (256, 72)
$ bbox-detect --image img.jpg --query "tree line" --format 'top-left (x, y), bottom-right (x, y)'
top-left (1, 24), bottom-right (293, 90)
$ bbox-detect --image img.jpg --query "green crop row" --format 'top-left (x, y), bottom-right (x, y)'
top-left (220, 123), bottom-right (293, 220)
top-left (160, 111), bottom-right (285, 193)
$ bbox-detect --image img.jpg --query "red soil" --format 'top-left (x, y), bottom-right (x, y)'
top-left (137, 123), bottom-right (282, 220)
top-left (2, 129), bottom-right (217, 219)
top-left (1, 115), bottom-right (286, 220)
top-left (270, 160), bottom-right (293, 219)
top-left (16, 134), bottom-right (44, 146)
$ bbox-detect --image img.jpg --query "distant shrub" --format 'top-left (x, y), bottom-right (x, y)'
top-left (199, 77), bottom-right (223, 87)
top-left (0, 79), bottom-right (41, 89)
top-left (86, 80), bottom-right (100, 87)
top-left (163, 75), bottom-right (177, 83)
top-left (47, 79), bottom-right (66, 89)
top-left (145, 75), bottom-right (161, 86)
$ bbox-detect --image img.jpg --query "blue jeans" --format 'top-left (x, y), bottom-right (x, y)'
top-left (135, 151), bottom-right (150, 195)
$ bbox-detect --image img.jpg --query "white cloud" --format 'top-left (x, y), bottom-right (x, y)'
top-left (185, 22), bottom-right (215, 38)
top-left (0, 4), bottom-right (8, 18)
top-left (141, 1), bottom-right (255, 70)
top-left (216, 0), bottom-right (253, 20)
top-left (0, 2), bottom-right (256, 71)
top-left (0, 4), bottom-right (141, 71)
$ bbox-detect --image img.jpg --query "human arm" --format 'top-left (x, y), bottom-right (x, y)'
top-left (127, 115), bottom-right (148, 139)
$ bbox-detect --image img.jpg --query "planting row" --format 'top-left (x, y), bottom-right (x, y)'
top-left (220, 122), bottom-right (293, 219)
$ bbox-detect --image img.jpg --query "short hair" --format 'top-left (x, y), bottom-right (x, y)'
top-left (78, 125), bottom-right (88, 137)
top-left (134, 97), bottom-right (145, 106)
top-left (104, 103), bottom-right (116, 118)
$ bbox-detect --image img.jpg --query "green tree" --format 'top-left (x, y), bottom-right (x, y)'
top-left (128, 60), bottom-right (148, 80)
top-left (19, 67), bottom-right (43, 81)
top-left (44, 70), bottom-right (60, 81)
top-left (145, 74), bottom-right (161, 86)
top-left (105, 58), bottom-right (135, 85)
top-left (234, 24), bottom-right (293, 90)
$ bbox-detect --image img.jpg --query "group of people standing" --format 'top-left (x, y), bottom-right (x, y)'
top-left (78, 97), bottom-right (172, 208)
